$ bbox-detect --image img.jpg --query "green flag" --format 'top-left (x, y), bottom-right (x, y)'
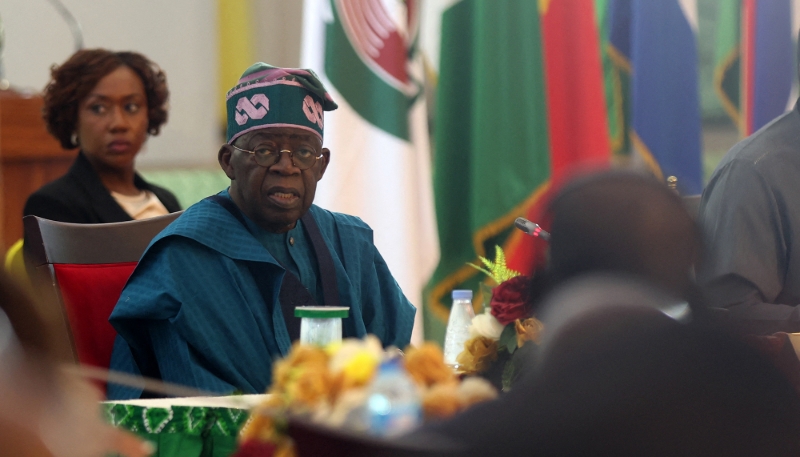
top-left (713, 0), bottom-right (740, 128)
top-left (594, 0), bottom-right (628, 155)
top-left (424, 0), bottom-right (551, 343)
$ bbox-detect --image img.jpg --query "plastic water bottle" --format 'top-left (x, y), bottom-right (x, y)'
top-left (443, 289), bottom-right (475, 369)
top-left (365, 359), bottom-right (421, 437)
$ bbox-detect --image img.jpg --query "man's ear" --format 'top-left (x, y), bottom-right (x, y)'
top-left (317, 148), bottom-right (330, 180)
top-left (219, 144), bottom-right (236, 180)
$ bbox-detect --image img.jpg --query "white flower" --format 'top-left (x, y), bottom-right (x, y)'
top-left (469, 310), bottom-right (504, 340)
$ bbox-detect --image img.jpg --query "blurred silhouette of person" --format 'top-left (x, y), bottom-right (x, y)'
top-left (697, 32), bottom-right (800, 335)
top-left (0, 270), bottom-right (153, 457)
top-left (403, 275), bottom-right (800, 457)
top-left (517, 170), bottom-right (703, 329)
top-left (545, 170), bottom-right (701, 304)
top-left (400, 171), bottom-right (800, 455)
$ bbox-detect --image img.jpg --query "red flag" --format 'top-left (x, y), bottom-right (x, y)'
top-left (506, 0), bottom-right (611, 275)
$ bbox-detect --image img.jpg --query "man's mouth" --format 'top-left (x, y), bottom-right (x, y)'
top-left (267, 188), bottom-right (300, 206)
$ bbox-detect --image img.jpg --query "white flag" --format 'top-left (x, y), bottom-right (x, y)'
top-left (301, 0), bottom-right (439, 344)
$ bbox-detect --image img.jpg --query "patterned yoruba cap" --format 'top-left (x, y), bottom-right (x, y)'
top-left (226, 63), bottom-right (338, 144)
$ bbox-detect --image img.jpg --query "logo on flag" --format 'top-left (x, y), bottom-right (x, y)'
top-left (334, 0), bottom-right (418, 95)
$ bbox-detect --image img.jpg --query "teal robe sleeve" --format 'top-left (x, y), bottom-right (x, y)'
top-left (361, 246), bottom-right (416, 348)
top-left (109, 236), bottom-right (289, 399)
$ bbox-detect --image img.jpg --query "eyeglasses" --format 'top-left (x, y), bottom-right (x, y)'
top-left (231, 144), bottom-right (323, 170)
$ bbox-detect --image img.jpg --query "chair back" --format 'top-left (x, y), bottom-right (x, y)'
top-left (23, 212), bottom-right (182, 368)
top-left (683, 194), bottom-right (701, 220)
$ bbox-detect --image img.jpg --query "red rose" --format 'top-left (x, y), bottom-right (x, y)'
top-left (490, 275), bottom-right (534, 325)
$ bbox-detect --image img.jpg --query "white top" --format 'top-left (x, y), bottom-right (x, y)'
top-left (111, 190), bottom-right (170, 220)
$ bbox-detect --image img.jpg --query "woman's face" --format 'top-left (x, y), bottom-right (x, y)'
top-left (76, 66), bottom-right (148, 173)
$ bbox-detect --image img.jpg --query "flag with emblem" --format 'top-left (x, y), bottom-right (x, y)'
top-left (301, 0), bottom-right (438, 343)
top-left (714, 0), bottom-right (799, 136)
top-left (713, 0), bottom-right (740, 129)
top-left (422, 0), bottom-right (551, 343)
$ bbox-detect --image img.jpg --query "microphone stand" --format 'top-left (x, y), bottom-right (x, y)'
top-left (0, 0), bottom-right (83, 91)
top-left (45, 0), bottom-right (84, 51)
top-left (0, 13), bottom-right (7, 89)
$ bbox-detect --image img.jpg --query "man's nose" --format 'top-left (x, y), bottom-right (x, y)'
top-left (269, 150), bottom-right (300, 174)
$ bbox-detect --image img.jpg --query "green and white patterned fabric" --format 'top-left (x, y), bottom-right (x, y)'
top-left (103, 396), bottom-right (260, 457)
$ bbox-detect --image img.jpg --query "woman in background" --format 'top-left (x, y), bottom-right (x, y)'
top-left (24, 49), bottom-right (181, 223)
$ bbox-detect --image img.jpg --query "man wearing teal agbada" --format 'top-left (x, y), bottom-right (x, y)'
top-left (108, 64), bottom-right (415, 399)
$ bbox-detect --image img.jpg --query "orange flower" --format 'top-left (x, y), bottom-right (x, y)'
top-left (239, 410), bottom-right (278, 442)
top-left (284, 365), bottom-right (332, 409)
top-left (455, 336), bottom-right (498, 374)
top-left (404, 343), bottom-right (456, 387)
top-left (272, 344), bottom-right (329, 393)
top-left (515, 317), bottom-right (544, 348)
top-left (239, 395), bottom-right (286, 442)
top-left (421, 384), bottom-right (463, 420)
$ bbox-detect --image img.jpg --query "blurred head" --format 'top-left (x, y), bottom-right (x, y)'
top-left (404, 275), bottom-right (800, 457)
top-left (528, 278), bottom-right (800, 457)
top-left (218, 63), bottom-right (337, 232)
top-left (43, 49), bottom-right (169, 171)
top-left (547, 171), bottom-right (701, 299)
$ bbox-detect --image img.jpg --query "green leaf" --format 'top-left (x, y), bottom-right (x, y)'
top-left (501, 359), bottom-right (516, 392)
top-left (494, 246), bottom-right (506, 268)
top-left (465, 245), bottom-right (522, 286)
top-left (499, 323), bottom-right (518, 355)
top-left (466, 262), bottom-right (492, 278)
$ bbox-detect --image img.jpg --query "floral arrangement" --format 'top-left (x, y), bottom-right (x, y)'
top-left (234, 336), bottom-right (498, 457)
top-left (457, 246), bottom-right (544, 391)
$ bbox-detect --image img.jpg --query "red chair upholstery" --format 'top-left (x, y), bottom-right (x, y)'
top-left (23, 213), bottom-right (182, 371)
top-left (52, 262), bottom-right (137, 369)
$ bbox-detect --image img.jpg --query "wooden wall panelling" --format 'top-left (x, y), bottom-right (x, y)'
top-left (0, 90), bottom-right (77, 251)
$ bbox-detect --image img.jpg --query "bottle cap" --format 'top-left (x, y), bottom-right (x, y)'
top-left (451, 289), bottom-right (473, 300)
top-left (294, 306), bottom-right (350, 318)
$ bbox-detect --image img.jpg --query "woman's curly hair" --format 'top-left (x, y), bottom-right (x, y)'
top-left (42, 49), bottom-right (169, 149)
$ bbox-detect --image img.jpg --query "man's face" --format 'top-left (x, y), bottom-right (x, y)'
top-left (219, 127), bottom-right (329, 233)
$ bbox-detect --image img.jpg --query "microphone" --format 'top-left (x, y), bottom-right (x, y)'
top-left (514, 217), bottom-right (550, 241)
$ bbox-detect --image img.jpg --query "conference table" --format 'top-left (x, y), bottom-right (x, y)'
top-left (103, 395), bottom-right (265, 457)
top-left (100, 333), bottom-right (800, 457)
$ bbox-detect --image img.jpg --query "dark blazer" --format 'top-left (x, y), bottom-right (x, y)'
top-left (23, 151), bottom-right (182, 224)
